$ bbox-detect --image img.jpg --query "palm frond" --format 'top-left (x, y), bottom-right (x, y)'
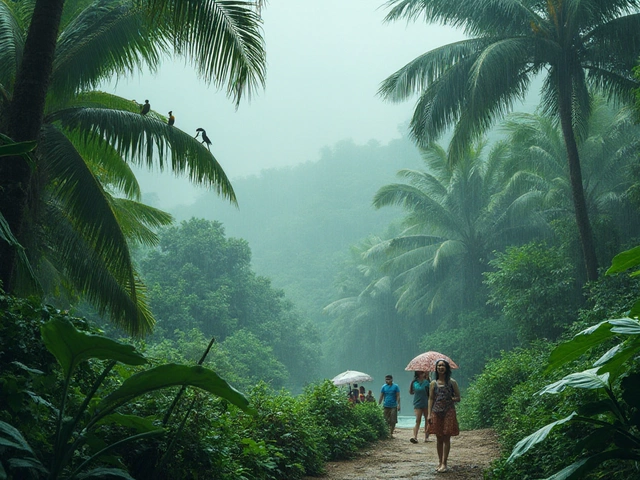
top-left (40, 124), bottom-right (141, 302)
top-left (50, 107), bottom-right (237, 203)
top-left (383, 0), bottom-right (542, 37)
top-left (110, 197), bottom-right (173, 247)
top-left (43, 203), bottom-right (154, 336)
top-left (52, 0), bottom-right (168, 98)
top-left (146, 0), bottom-right (266, 105)
top-left (63, 126), bottom-right (141, 200)
top-left (0, 0), bottom-right (25, 90)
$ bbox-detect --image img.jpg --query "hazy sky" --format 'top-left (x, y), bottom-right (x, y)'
top-left (106, 1), bottom-right (465, 206)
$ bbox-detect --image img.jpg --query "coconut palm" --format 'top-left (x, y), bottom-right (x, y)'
top-left (0, 0), bottom-right (265, 334)
top-left (502, 100), bottom-right (640, 270)
top-left (380, 0), bottom-right (640, 281)
top-left (368, 140), bottom-right (547, 315)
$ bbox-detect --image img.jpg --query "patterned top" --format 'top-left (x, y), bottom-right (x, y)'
top-left (431, 381), bottom-right (455, 416)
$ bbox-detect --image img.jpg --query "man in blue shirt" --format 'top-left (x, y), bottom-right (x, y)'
top-left (378, 374), bottom-right (401, 437)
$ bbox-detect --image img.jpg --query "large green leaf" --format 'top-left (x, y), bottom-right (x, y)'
top-left (507, 412), bottom-right (577, 462)
top-left (606, 245), bottom-right (640, 275)
top-left (97, 364), bottom-right (251, 414)
top-left (0, 421), bottom-right (36, 454)
top-left (40, 318), bottom-right (147, 376)
top-left (0, 140), bottom-right (36, 156)
top-left (594, 338), bottom-right (640, 380)
top-left (609, 318), bottom-right (640, 335)
top-left (545, 321), bottom-right (616, 372)
top-left (538, 368), bottom-right (609, 395)
top-left (96, 413), bottom-right (162, 433)
top-left (545, 449), bottom-right (640, 480)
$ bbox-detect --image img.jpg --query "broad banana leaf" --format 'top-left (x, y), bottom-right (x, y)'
top-left (40, 318), bottom-right (148, 376)
top-left (98, 364), bottom-right (251, 414)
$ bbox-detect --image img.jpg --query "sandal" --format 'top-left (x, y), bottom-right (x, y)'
top-left (410, 437), bottom-right (418, 444)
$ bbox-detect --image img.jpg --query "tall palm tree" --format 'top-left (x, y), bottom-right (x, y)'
top-left (380, 0), bottom-right (640, 281)
top-left (368, 140), bottom-right (547, 315)
top-left (0, 0), bottom-right (265, 334)
top-left (502, 100), bottom-right (640, 268)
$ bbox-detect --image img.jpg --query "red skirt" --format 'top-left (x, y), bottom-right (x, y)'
top-left (428, 407), bottom-right (459, 436)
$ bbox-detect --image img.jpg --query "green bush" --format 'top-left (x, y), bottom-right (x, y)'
top-left (0, 292), bottom-right (388, 480)
top-left (240, 383), bottom-right (324, 480)
top-left (458, 342), bottom-right (554, 430)
top-left (299, 380), bottom-right (387, 460)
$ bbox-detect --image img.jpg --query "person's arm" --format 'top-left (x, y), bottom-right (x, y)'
top-left (427, 381), bottom-right (435, 422)
top-left (451, 379), bottom-right (461, 403)
top-left (409, 381), bottom-right (415, 395)
top-left (396, 386), bottom-right (401, 412)
top-left (378, 390), bottom-right (384, 405)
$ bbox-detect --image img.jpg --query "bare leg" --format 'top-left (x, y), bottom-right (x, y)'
top-left (422, 409), bottom-right (430, 441)
top-left (436, 435), bottom-right (444, 470)
top-left (442, 435), bottom-right (451, 470)
top-left (413, 409), bottom-right (423, 440)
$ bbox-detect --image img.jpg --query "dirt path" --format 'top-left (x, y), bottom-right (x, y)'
top-left (304, 427), bottom-right (501, 480)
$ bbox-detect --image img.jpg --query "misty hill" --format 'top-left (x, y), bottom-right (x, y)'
top-left (167, 137), bottom-right (422, 324)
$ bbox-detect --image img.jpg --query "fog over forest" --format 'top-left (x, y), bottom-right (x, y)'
top-left (110, 0), bottom-right (543, 389)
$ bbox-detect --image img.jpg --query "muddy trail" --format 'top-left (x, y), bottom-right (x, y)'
top-left (304, 427), bottom-right (501, 480)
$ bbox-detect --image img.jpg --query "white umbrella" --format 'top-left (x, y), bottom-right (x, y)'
top-left (331, 370), bottom-right (373, 386)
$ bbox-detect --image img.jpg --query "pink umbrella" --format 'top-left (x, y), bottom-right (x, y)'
top-left (405, 351), bottom-right (459, 372)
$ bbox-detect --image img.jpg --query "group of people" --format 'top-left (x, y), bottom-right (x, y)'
top-left (348, 384), bottom-right (375, 404)
top-left (377, 359), bottom-right (460, 474)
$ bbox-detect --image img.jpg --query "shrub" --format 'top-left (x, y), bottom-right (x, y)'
top-left (458, 342), bottom-right (554, 430)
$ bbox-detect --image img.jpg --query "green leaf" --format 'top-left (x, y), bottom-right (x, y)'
top-left (0, 140), bottom-right (37, 157)
top-left (6, 458), bottom-right (47, 475)
top-left (98, 364), bottom-right (251, 414)
top-left (595, 339), bottom-right (640, 380)
top-left (538, 368), bottom-right (609, 395)
top-left (609, 318), bottom-right (640, 335)
top-left (606, 245), bottom-right (640, 274)
top-left (577, 400), bottom-right (614, 417)
top-left (95, 413), bottom-right (162, 433)
top-left (545, 449), bottom-right (640, 479)
top-left (75, 467), bottom-right (135, 479)
top-left (629, 298), bottom-right (640, 318)
top-left (545, 457), bottom-right (590, 480)
top-left (40, 318), bottom-right (147, 376)
top-left (545, 321), bottom-right (618, 372)
top-left (508, 412), bottom-right (577, 462)
top-left (593, 343), bottom-right (623, 366)
top-left (0, 421), bottom-right (36, 454)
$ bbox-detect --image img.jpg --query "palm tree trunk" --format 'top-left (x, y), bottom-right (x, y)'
top-left (0, 0), bottom-right (65, 290)
top-left (557, 67), bottom-right (599, 282)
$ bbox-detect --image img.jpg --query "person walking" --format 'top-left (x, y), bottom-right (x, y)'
top-left (378, 374), bottom-right (401, 437)
top-left (427, 359), bottom-right (461, 473)
top-left (409, 371), bottom-right (430, 444)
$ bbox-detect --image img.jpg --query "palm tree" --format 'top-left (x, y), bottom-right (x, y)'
top-left (380, 0), bottom-right (640, 281)
top-left (0, 0), bottom-right (265, 334)
top-left (368, 140), bottom-right (547, 315)
top-left (502, 100), bottom-right (640, 269)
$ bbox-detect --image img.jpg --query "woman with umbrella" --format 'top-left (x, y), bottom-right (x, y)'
top-left (427, 359), bottom-right (461, 473)
top-left (409, 371), bottom-right (431, 444)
